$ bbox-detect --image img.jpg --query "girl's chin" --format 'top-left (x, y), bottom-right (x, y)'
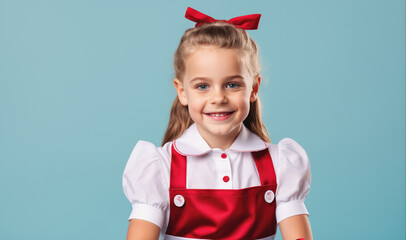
top-left (196, 123), bottom-right (242, 137)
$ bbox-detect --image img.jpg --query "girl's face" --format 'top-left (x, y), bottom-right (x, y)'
top-left (174, 46), bottom-right (260, 147)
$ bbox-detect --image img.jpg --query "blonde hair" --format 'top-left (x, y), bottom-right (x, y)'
top-left (162, 22), bottom-right (270, 146)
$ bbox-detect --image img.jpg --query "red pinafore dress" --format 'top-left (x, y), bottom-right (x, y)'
top-left (165, 144), bottom-right (278, 239)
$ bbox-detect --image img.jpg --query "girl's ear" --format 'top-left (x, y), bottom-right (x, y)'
top-left (250, 76), bottom-right (261, 102)
top-left (174, 78), bottom-right (188, 106)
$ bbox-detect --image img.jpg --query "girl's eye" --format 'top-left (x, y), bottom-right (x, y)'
top-left (196, 84), bottom-right (208, 90)
top-left (226, 83), bottom-right (239, 88)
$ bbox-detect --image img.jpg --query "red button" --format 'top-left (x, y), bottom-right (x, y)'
top-left (221, 153), bottom-right (227, 159)
top-left (223, 176), bottom-right (230, 182)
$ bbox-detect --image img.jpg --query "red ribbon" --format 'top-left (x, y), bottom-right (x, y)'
top-left (185, 7), bottom-right (261, 30)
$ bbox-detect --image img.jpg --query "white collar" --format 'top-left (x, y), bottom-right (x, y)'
top-left (173, 123), bottom-right (268, 156)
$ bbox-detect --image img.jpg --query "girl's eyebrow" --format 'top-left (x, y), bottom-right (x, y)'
top-left (190, 75), bottom-right (244, 83)
top-left (190, 77), bottom-right (211, 83)
top-left (225, 75), bottom-right (244, 80)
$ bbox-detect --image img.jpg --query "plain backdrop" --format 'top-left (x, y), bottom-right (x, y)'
top-left (0, 0), bottom-right (404, 239)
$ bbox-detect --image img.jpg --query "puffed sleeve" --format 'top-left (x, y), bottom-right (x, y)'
top-left (122, 140), bottom-right (169, 228)
top-left (274, 138), bottom-right (311, 223)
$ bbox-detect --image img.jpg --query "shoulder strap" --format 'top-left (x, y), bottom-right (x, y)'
top-left (252, 148), bottom-right (277, 185)
top-left (170, 144), bottom-right (187, 189)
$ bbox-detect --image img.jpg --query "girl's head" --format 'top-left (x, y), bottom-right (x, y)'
top-left (162, 21), bottom-right (270, 146)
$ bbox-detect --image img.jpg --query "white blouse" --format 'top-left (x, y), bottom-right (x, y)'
top-left (122, 123), bottom-right (311, 237)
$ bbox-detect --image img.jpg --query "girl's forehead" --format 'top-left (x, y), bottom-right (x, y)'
top-left (185, 46), bottom-right (247, 75)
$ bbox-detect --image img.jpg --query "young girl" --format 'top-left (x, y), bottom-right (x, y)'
top-left (123, 7), bottom-right (312, 240)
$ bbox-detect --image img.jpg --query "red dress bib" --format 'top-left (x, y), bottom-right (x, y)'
top-left (166, 145), bottom-right (278, 239)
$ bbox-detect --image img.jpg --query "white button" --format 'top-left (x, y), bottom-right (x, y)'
top-left (174, 194), bottom-right (185, 207)
top-left (264, 190), bottom-right (275, 203)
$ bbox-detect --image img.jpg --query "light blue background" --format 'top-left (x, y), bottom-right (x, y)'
top-left (0, 0), bottom-right (404, 239)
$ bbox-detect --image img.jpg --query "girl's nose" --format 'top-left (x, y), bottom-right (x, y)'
top-left (210, 88), bottom-right (228, 104)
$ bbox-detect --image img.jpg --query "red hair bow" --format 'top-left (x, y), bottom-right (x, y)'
top-left (185, 7), bottom-right (261, 30)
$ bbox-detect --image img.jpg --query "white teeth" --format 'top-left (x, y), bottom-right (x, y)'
top-left (210, 113), bottom-right (229, 117)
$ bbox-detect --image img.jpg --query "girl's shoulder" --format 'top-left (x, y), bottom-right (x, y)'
top-left (123, 140), bottom-right (173, 181)
top-left (266, 137), bottom-right (310, 167)
top-left (128, 140), bottom-right (173, 162)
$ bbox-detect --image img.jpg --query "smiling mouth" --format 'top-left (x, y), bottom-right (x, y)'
top-left (205, 111), bottom-right (235, 120)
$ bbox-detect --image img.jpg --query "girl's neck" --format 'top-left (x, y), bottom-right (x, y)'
top-left (195, 124), bottom-right (242, 151)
